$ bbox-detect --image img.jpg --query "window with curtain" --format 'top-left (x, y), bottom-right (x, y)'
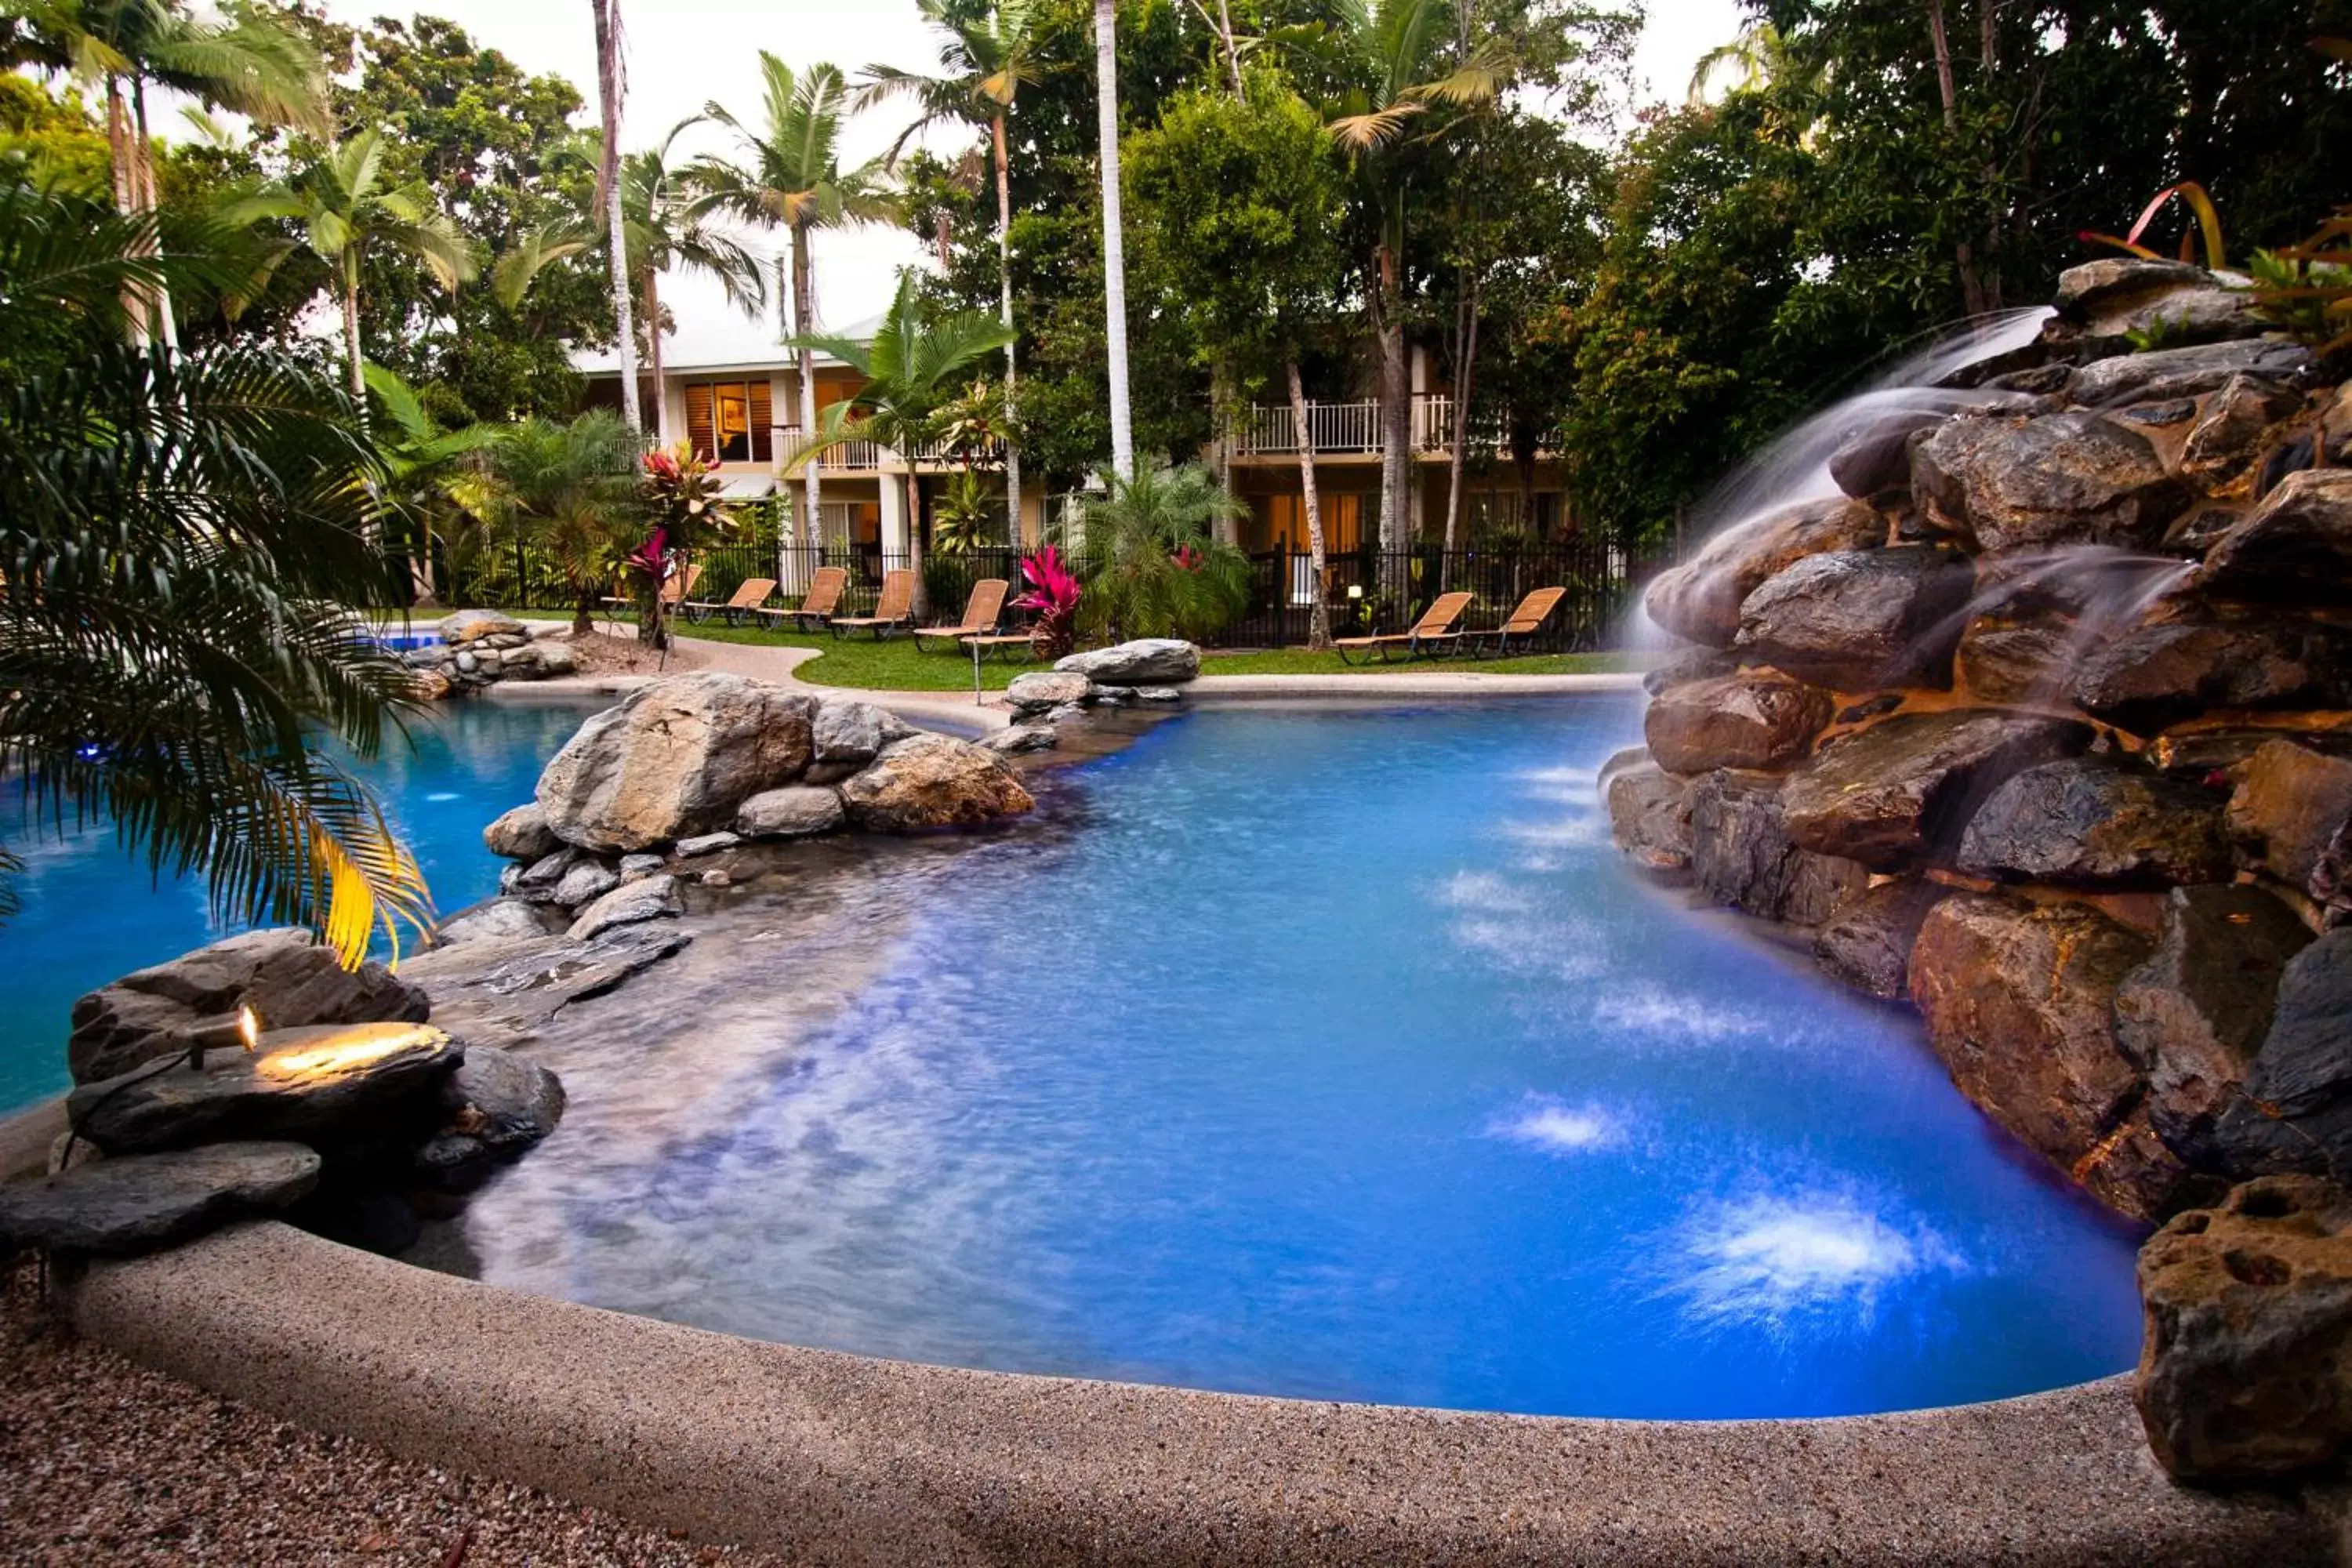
top-left (683, 379), bottom-right (775, 464)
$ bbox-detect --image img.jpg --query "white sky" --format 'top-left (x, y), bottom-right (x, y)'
top-left (312, 0), bottom-right (1747, 361)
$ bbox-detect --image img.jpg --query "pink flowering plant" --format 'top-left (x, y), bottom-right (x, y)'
top-left (1014, 545), bottom-right (1083, 660)
top-left (633, 442), bottom-right (731, 648)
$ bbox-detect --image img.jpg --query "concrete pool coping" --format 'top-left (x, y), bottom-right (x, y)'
top-left (55, 1219), bottom-right (2328, 1566)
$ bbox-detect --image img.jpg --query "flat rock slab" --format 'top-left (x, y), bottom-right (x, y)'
top-left (1055, 638), bottom-right (1201, 684)
top-left (66, 1023), bottom-right (461, 1156)
top-left (1782, 710), bottom-right (2093, 866)
top-left (398, 924), bottom-right (692, 1042)
top-left (0, 1141), bottom-right (318, 1256)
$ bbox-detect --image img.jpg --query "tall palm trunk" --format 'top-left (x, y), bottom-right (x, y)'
top-left (592, 0), bottom-right (642, 434)
top-left (1288, 361), bottom-right (1332, 651)
top-left (991, 113), bottom-right (1022, 544)
top-left (340, 252), bottom-right (367, 405)
top-left (1443, 275), bottom-right (1479, 561)
top-left (1374, 238), bottom-right (1410, 607)
top-left (128, 82), bottom-right (177, 351)
top-left (792, 227), bottom-right (822, 553)
top-left (103, 78), bottom-right (155, 347)
top-left (643, 268), bottom-right (673, 445)
top-left (1093, 0), bottom-right (1134, 480)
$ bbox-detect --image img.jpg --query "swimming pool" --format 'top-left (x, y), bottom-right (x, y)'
top-left (0, 699), bottom-right (595, 1113)
top-left (460, 699), bottom-right (2146, 1420)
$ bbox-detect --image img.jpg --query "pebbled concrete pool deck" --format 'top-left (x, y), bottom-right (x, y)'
top-left (59, 1221), bottom-right (2329, 1567)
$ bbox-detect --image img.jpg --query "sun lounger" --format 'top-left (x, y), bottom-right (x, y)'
top-left (828, 568), bottom-right (916, 639)
top-left (600, 563), bottom-right (702, 621)
top-left (910, 579), bottom-right (1010, 652)
top-left (1334, 590), bottom-right (1474, 664)
top-left (1466, 586), bottom-right (1567, 659)
top-left (683, 576), bottom-right (778, 626)
top-left (753, 566), bottom-right (848, 633)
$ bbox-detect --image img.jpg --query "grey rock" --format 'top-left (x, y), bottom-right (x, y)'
top-left (1912, 410), bottom-right (2187, 552)
top-left (548, 861), bottom-right (621, 908)
top-left (1046, 702), bottom-right (1090, 724)
top-left (2219, 930), bottom-right (2352, 1163)
top-left (510, 846), bottom-right (585, 904)
top-left (67, 1022), bottom-right (461, 1156)
top-left (1006, 670), bottom-right (1094, 713)
top-left (456, 651), bottom-right (479, 673)
top-left (1733, 546), bottom-right (1976, 688)
top-left (567, 875), bottom-right (683, 942)
top-left (483, 803), bottom-right (561, 862)
top-left (839, 734), bottom-right (1036, 833)
top-left (2082, 287), bottom-right (2270, 350)
top-left (2069, 339), bottom-right (2314, 408)
top-left (1813, 880), bottom-right (1946, 1000)
top-left (2075, 619), bottom-right (2352, 734)
top-left (534, 673), bottom-right (818, 852)
top-left (1955, 613), bottom-right (2072, 704)
top-left (672, 831), bottom-right (740, 859)
top-left (1688, 770), bottom-right (1867, 924)
top-left (399, 924), bottom-right (691, 1038)
top-left (433, 899), bottom-right (549, 948)
top-left (0, 1142), bottom-right (319, 1258)
top-left (2198, 470), bottom-right (2352, 603)
top-left (1958, 759), bottom-right (2234, 888)
top-left (2116, 885), bottom-right (2314, 1170)
top-left (1093, 685), bottom-right (1139, 706)
top-left (735, 785), bottom-right (846, 838)
top-left (1641, 645), bottom-right (1743, 696)
top-left (2136, 1175), bottom-right (2352, 1480)
top-left (1606, 760), bottom-right (1692, 872)
top-left (982, 725), bottom-right (1058, 756)
top-left (1828, 411), bottom-right (1946, 500)
top-left (2181, 375), bottom-right (2304, 485)
top-left (2111, 398), bottom-right (2201, 428)
top-left (533, 641), bottom-right (579, 677)
top-left (2054, 257), bottom-right (2212, 316)
top-left (1054, 639), bottom-right (1202, 684)
top-left (1135, 686), bottom-right (1185, 704)
top-left (617, 852), bottom-right (664, 880)
top-left (438, 609), bottom-right (526, 645)
top-left (1642, 497), bottom-right (1883, 648)
top-left (415, 1046), bottom-right (565, 1177)
top-left (67, 929), bottom-right (430, 1087)
top-left (811, 701), bottom-right (891, 768)
top-left (1782, 710), bottom-right (2094, 867)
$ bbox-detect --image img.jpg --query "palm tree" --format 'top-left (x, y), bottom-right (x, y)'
top-left (690, 56), bottom-right (895, 551)
top-left (364, 365), bottom-right (498, 608)
top-left (222, 129), bottom-right (477, 405)
top-left (858, 0), bottom-right (1043, 540)
top-left (468, 412), bottom-right (642, 634)
top-left (11, 0), bottom-right (328, 346)
top-left (619, 121), bottom-right (768, 448)
top-left (1073, 462), bottom-right (1250, 643)
top-left (1093, 0), bottom-right (1134, 479)
top-left (589, 0), bottom-right (641, 433)
top-left (783, 270), bottom-right (1014, 610)
top-left (0, 179), bottom-right (429, 963)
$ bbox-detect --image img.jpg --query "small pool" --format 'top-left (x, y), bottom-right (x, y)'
top-left (0, 699), bottom-right (594, 1113)
top-left (465, 699), bottom-right (2147, 1420)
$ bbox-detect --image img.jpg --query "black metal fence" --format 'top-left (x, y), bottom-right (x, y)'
top-left (388, 529), bottom-right (1669, 652)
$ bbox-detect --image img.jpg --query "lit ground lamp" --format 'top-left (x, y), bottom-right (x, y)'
top-left (253, 1021), bottom-right (448, 1081)
top-left (179, 1003), bottom-right (261, 1070)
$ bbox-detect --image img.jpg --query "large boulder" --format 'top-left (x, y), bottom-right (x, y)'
top-left (1642, 497), bottom-right (1883, 648)
top-left (1055, 639), bottom-right (1201, 684)
top-left (2115, 885), bottom-right (2315, 1171)
top-left (65, 1022), bottom-right (461, 1156)
top-left (0, 1141), bottom-right (319, 1258)
top-left (1733, 546), bottom-right (1976, 689)
top-left (2198, 470), bottom-right (2352, 603)
top-left (2067, 339), bottom-right (2314, 408)
top-left (534, 674), bottom-right (818, 852)
top-left (1642, 671), bottom-right (1832, 775)
top-left (1828, 410), bottom-right (1947, 501)
top-left (2072, 619), bottom-right (2351, 733)
top-left (1909, 893), bottom-right (2181, 1219)
top-left (839, 735), bottom-right (1036, 832)
top-left (483, 803), bottom-right (561, 862)
top-left (1006, 670), bottom-right (1094, 713)
top-left (809, 700), bottom-right (902, 774)
top-left (2136, 1174), bottom-right (2352, 1481)
top-left (414, 1046), bottom-right (566, 1179)
top-left (735, 785), bottom-right (847, 839)
top-left (438, 609), bottom-right (527, 646)
top-left (2053, 258), bottom-right (2210, 319)
top-left (1605, 760), bottom-right (1692, 872)
top-left (1812, 879), bottom-right (1946, 1000)
top-left (2180, 374), bottom-right (2306, 488)
top-left (2227, 740), bottom-right (2352, 889)
top-left (1957, 759), bottom-right (2234, 888)
top-left (1780, 710), bottom-right (2093, 866)
top-left (67, 929), bottom-right (430, 1086)
top-left (1912, 410), bottom-right (2187, 552)
top-left (2209, 931), bottom-right (2352, 1182)
top-left (1687, 771), bottom-right (1866, 924)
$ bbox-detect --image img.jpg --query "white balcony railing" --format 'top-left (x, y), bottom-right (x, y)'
top-left (773, 425), bottom-right (1003, 473)
top-left (1227, 395), bottom-right (1548, 459)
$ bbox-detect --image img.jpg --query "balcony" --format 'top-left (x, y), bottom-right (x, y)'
top-left (1225, 395), bottom-right (1548, 459)
top-left (772, 425), bottom-right (1002, 474)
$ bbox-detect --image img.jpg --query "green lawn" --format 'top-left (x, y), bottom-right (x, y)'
top-left (506, 609), bottom-right (1636, 688)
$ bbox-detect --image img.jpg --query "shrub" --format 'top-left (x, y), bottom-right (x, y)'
top-left (1073, 462), bottom-right (1250, 644)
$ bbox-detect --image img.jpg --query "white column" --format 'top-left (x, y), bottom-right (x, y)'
top-left (879, 474), bottom-right (909, 562)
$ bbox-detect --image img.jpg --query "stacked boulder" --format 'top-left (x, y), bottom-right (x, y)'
top-left (459, 673), bottom-right (1036, 939)
top-left (995, 639), bottom-right (1201, 749)
top-left (0, 928), bottom-right (563, 1260)
top-left (404, 610), bottom-right (579, 699)
top-left (1609, 260), bottom-right (2352, 1478)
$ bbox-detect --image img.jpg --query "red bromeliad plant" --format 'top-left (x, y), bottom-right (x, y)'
top-left (1014, 545), bottom-right (1082, 660)
top-left (634, 442), bottom-right (731, 648)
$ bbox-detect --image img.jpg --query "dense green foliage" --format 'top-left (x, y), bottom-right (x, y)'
top-left (1073, 462), bottom-right (1253, 641)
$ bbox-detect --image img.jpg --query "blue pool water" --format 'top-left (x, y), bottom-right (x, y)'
top-left (0, 700), bottom-right (593, 1113)
top-left (468, 699), bottom-right (2147, 1420)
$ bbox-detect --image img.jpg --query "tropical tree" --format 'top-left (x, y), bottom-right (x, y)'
top-left (859, 0), bottom-right (1044, 541)
top-left (470, 410), bottom-right (642, 633)
top-left (7, 0), bottom-right (328, 346)
top-left (1091, 0), bottom-right (1135, 479)
top-left (783, 269), bottom-right (1015, 609)
top-left (691, 56), bottom-right (895, 548)
top-left (364, 365), bottom-right (497, 608)
top-left (1072, 460), bottom-right (1250, 643)
top-left (588, 0), bottom-right (640, 432)
top-left (222, 128), bottom-right (476, 403)
top-left (618, 120), bottom-right (767, 447)
top-left (0, 178), bottom-right (429, 963)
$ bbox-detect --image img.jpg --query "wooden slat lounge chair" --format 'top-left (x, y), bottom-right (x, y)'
top-left (753, 565), bottom-right (848, 633)
top-left (599, 563), bottom-right (702, 622)
top-left (1466, 586), bottom-right (1567, 659)
top-left (828, 568), bottom-right (917, 639)
top-left (1334, 591), bottom-right (1474, 664)
top-left (910, 579), bottom-right (1010, 653)
top-left (683, 576), bottom-right (778, 626)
